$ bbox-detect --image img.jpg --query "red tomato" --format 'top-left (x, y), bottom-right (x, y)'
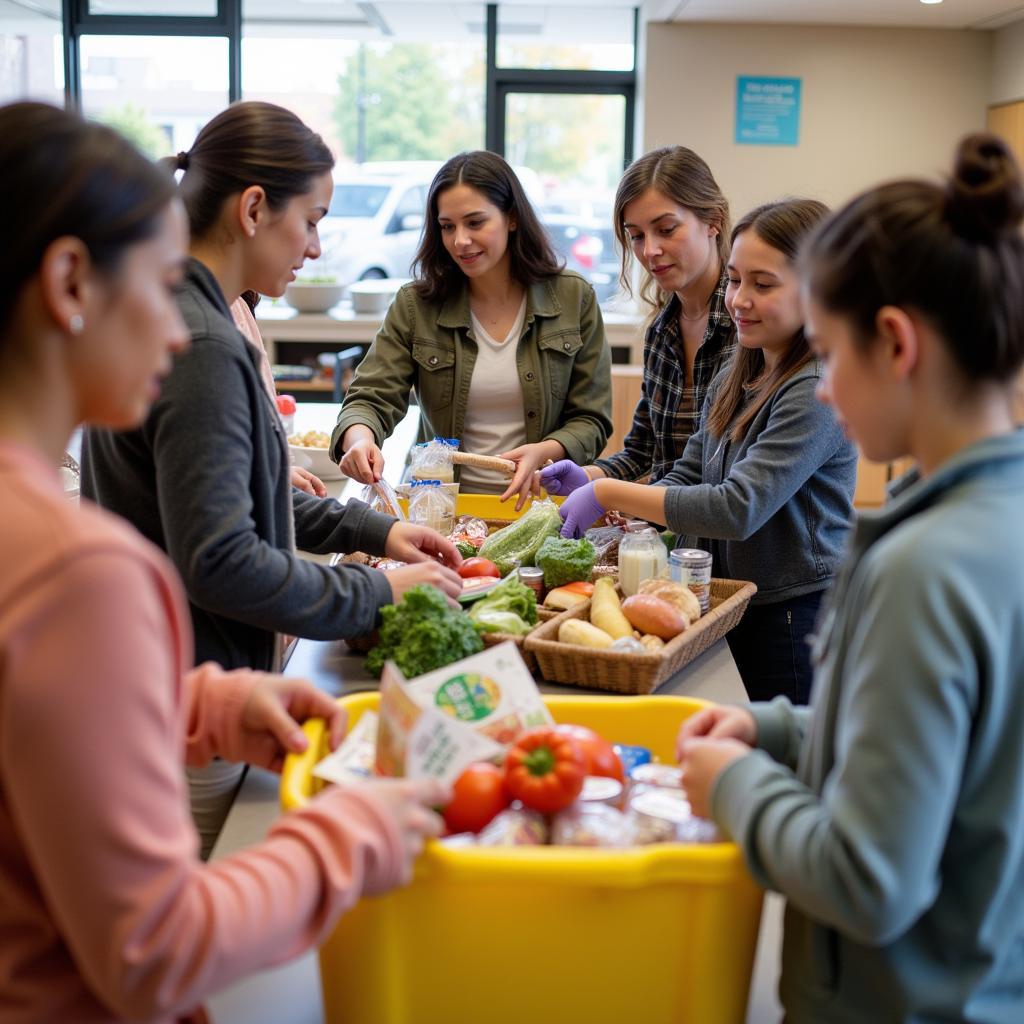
top-left (275, 394), bottom-right (297, 415)
top-left (504, 727), bottom-right (586, 814)
top-left (554, 724), bottom-right (624, 783)
top-left (458, 557), bottom-right (501, 579)
top-left (443, 763), bottom-right (510, 834)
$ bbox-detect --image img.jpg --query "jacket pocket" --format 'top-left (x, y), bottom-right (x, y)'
top-left (537, 331), bottom-right (583, 400)
top-left (412, 341), bottom-right (455, 410)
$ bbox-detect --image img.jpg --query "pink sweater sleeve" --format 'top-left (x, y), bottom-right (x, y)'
top-left (2, 549), bottom-right (404, 1020)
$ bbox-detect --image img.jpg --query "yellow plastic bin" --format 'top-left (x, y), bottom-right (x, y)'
top-left (396, 491), bottom-right (563, 521)
top-left (281, 694), bottom-right (764, 1024)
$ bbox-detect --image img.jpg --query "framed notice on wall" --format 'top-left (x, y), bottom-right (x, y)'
top-left (735, 76), bottom-right (802, 146)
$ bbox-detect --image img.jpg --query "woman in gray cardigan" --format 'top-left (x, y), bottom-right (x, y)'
top-left (557, 199), bottom-right (856, 704)
top-left (83, 102), bottom-right (462, 854)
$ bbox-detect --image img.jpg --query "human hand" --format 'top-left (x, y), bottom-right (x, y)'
top-left (558, 481), bottom-right (606, 538)
top-left (677, 737), bottom-right (750, 819)
top-left (676, 706), bottom-right (757, 759)
top-left (291, 465), bottom-right (327, 497)
top-left (356, 778), bottom-right (451, 888)
top-left (538, 459), bottom-right (591, 497)
top-left (340, 438), bottom-right (384, 483)
top-left (384, 521), bottom-right (463, 570)
top-left (384, 561), bottom-right (464, 606)
top-left (240, 675), bottom-right (348, 772)
top-left (498, 442), bottom-right (552, 512)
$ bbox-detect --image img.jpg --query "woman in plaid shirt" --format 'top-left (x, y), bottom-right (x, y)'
top-left (541, 146), bottom-right (736, 491)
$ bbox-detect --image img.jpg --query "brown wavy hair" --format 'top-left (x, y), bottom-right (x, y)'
top-left (613, 146), bottom-right (730, 319)
top-left (803, 132), bottom-right (1024, 384)
top-left (412, 151), bottom-right (561, 303)
top-left (706, 198), bottom-right (829, 444)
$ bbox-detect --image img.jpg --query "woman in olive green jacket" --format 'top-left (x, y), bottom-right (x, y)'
top-left (331, 151), bottom-right (613, 508)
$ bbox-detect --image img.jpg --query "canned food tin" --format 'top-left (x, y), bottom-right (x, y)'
top-left (669, 548), bottom-right (712, 614)
top-left (579, 775), bottom-right (625, 807)
top-left (517, 566), bottom-right (545, 603)
top-left (630, 763), bottom-right (684, 789)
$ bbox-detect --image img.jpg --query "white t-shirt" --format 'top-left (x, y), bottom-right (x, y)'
top-left (460, 298), bottom-right (528, 493)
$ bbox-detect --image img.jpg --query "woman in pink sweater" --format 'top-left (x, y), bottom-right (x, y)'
top-left (0, 101), bottom-right (448, 1023)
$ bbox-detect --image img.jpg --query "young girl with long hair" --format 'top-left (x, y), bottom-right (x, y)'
top-left (0, 100), bottom-right (446, 1024)
top-left (332, 150), bottom-right (612, 508)
top-left (559, 199), bottom-right (857, 704)
top-left (677, 133), bottom-right (1024, 1023)
top-left (540, 146), bottom-right (736, 496)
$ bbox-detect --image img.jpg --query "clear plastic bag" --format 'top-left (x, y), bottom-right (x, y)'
top-left (407, 479), bottom-right (456, 535)
top-left (409, 437), bottom-right (455, 483)
top-left (360, 478), bottom-right (406, 521)
top-left (550, 803), bottom-right (636, 848)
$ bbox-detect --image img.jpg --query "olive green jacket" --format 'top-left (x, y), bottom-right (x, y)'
top-left (330, 270), bottom-right (613, 467)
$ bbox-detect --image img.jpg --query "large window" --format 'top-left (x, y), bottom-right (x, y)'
top-left (57, 1), bottom-right (636, 302)
top-left (0, 0), bottom-right (63, 104)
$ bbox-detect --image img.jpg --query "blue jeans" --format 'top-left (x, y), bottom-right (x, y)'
top-left (726, 590), bottom-right (824, 705)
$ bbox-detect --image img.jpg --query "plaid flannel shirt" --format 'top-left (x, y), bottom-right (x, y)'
top-left (594, 266), bottom-right (736, 483)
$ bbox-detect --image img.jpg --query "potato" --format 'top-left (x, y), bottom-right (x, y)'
top-left (558, 618), bottom-right (616, 649)
top-left (621, 594), bottom-right (688, 640)
top-left (638, 578), bottom-right (702, 622)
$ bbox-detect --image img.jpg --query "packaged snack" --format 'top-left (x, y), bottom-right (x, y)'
top-left (361, 477), bottom-right (406, 521)
top-left (550, 803), bottom-right (635, 848)
top-left (407, 479), bottom-right (455, 535)
top-left (410, 438), bottom-right (456, 483)
top-left (584, 524), bottom-right (626, 567)
top-left (613, 743), bottom-right (653, 775)
top-left (312, 710), bottom-right (378, 787)
top-left (476, 805), bottom-right (548, 847)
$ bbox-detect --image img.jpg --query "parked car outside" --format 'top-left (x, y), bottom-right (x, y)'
top-left (542, 213), bottom-right (621, 303)
top-left (310, 162), bottom-right (440, 286)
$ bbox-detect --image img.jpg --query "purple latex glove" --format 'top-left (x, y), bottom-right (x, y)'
top-left (539, 459), bottom-right (591, 497)
top-left (558, 481), bottom-right (607, 538)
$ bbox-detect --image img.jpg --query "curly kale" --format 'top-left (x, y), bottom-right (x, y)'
top-left (365, 584), bottom-right (483, 678)
top-left (535, 535), bottom-right (596, 589)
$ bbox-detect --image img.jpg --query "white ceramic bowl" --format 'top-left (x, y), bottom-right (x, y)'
top-left (288, 443), bottom-right (344, 481)
top-left (347, 278), bottom-right (408, 316)
top-left (284, 281), bottom-right (345, 314)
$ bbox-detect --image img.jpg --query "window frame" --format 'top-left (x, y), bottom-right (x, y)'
top-left (61, 1), bottom-right (636, 174)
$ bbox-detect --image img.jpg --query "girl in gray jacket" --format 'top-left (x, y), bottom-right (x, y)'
top-left (679, 134), bottom-right (1024, 1023)
top-left (557, 199), bottom-right (857, 704)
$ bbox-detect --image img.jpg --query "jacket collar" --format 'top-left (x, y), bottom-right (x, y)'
top-left (856, 428), bottom-right (1024, 550)
top-left (184, 257), bottom-right (233, 322)
top-left (436, 277), bottom-right (561, 330)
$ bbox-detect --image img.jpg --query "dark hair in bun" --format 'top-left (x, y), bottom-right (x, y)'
top-left (802, 132), bottom-right (1024, 384)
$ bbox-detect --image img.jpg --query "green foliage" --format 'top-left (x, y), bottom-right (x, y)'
top-left (535, 535), bottom-right (596, 589)
top-left (97, 104), bottom-right (169, 161)
top-left (468, 575), bottom-right (538, 635)
top-left (365, 584), bottom-right (483, 678)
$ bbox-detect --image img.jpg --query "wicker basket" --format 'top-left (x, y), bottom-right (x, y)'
top-left (524, 578), bottom-right (757, 694)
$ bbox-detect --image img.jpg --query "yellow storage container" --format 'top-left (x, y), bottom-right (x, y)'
top-left (396, 491), bottom-right (563, 521)
top-left (281, 693), bottom-right (764, 1024)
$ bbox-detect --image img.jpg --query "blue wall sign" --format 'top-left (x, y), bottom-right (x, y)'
top-left (735, 76), bottom-right (802, 146)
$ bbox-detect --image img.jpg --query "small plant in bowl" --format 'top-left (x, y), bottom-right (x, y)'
top-left (284, 275), bottom-right (345, 313)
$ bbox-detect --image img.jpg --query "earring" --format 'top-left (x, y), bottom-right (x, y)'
top-left (69, 314), bottom-right (84, 335)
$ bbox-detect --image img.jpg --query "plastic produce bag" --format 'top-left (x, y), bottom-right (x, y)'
top-left (407, 479), bottom-right (455, 535)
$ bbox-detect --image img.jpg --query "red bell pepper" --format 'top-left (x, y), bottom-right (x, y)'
top-left (504, 727), bottom-right (586, 814)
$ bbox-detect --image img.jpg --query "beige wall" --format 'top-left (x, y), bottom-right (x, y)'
top-left (991, 19), bottom-right (1024, 106)
top-left (642, 22), bottom-right (991, 217)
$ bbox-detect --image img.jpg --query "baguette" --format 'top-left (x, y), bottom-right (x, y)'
top-left (452, 451), bottom-right (516, 476)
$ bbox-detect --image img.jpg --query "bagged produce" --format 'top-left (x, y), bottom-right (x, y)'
top-left (477, 498), bottom-right (562, 575)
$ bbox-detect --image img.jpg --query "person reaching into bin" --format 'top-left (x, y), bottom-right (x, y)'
top-left (557, 199), bottom-right (857, 705)
top-left (677, 133), bottom-right (1024, 1023)
top-left (331, 150), bottom-right (613, 509)
top-left (0, 101), bottom-right (449, 1024)
top-left (80, 101), bottom-right (463, 856)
